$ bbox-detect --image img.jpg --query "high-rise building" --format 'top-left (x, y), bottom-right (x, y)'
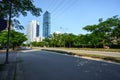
top-left (43, 11), bottom-right (51, 38)
top-left (26, 20), bottom-right (40, 43)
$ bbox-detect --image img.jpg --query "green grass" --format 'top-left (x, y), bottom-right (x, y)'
top-left (33, 47), bottom-right (120, 52)
top-left (73, 52), bottom-right (120, 63)
top-left (60, 48), bottom-right (120, 52)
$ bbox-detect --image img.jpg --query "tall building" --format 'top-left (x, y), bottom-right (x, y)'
top-left (43, 11), bottom-right (51, 38)
top-left (26, 20), bottom-right (40, 43)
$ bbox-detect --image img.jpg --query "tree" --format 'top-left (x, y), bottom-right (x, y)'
top-left (60, 34), bottom-right (66, 47)
top-left (83, 17), bottom-right (111, 48)
top-left (88, 33), bottom-right (102, 48)
top-left (76, 34), bottom-right (90, 48)
top-left (63, 33), bottom-right (76, 47)
top-left (83, 15), bottom-right (120, 48)
top-left (42, 33), bottom-right (77, 48)
top-left (109, 16), bottom-right (120, 40)
top-left (0, 0), bottom-right (42, 29)
top-left (0, 30), bottom-right (27, 50)
top-left (43, 38), bottom-right (52, 47)
top-left (50, 33), bottom-right (61, 47)
top-left (0, 30), bottom-right (7, 48)
top-left (11, 30), bottom-right (27, 50)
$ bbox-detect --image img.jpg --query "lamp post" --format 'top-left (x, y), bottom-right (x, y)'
top-left (5, 0), bottom-right (12, 64)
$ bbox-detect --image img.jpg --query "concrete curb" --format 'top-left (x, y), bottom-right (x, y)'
top-left (42, 49), bottom-right (120, 63)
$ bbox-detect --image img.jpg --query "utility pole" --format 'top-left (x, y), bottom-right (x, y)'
top-left (5, 0), bottom-right (12, 64)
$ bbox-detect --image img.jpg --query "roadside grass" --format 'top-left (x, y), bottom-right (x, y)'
top-left (73, 52), bottom-right (120, 63)
top-left (32, 47), bottom-right (120, 52)
top-left (0, 64), bottom-right (5, 71)
top-left (60, 48), bottom-right (120, 52)
top-left (42, 49), bottom-right (120, 63)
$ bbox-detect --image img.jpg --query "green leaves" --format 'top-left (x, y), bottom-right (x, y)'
top-left (0, 0), bottom-right (42, 18)
top-left (0, 30), bottom-right (27, 49)
top-left (83, 15), bottom-right (120, 48)
top-left (0, 0), bottom-right (42, 30)
top-left (13, 19), bottom-right (24, 30)
top-left (83, 24), bottom-right (98, 32)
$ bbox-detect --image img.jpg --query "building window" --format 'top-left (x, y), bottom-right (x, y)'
top-left (36, 24), bottom-right (39, 37)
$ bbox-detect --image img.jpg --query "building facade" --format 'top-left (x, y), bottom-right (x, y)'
top-left (26, 20), bottom-right (40, 43)
top-left (43, 11), bottom-right (51, 38)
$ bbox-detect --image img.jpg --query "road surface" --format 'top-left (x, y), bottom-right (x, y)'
top-left (16, 50), bottom-right (120, 80)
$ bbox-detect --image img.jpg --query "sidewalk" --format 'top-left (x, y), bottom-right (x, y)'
top-left (0, 51), bottom-right (17, 80)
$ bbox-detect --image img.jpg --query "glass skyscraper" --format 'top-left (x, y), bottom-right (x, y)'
top-left (43, 11), bottom-right (51, 38)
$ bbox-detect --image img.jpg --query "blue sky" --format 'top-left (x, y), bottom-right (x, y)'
top-left (17, 0), bottom-right (120, 35)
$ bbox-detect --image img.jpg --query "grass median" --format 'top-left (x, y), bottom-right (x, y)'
top-left (57, 48), bottom-right (120, 52)
top-left (42, 49), bottom-right (120, 63)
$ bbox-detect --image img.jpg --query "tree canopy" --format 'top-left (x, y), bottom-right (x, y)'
top-left (0, 0), bottom-right (42, 18)
top-left (0, 30), bottom-right (27, 50)
top-left (0, 0), bottom-right (42, 29)
top-left (83, 15), bottom-right (120, 48)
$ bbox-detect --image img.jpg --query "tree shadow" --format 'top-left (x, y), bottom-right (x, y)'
top-left (0, 63), bottom-right (5, 71)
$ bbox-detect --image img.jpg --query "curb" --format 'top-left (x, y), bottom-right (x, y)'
top-left (42, 49), bottom-right (120, 63)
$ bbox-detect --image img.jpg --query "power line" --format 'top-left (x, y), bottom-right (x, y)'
top-left (42, 0), bottom-right (80, 33)
top-left (48, 0), bottom-right (61, 12)
top-left (47, 0), bottom-right (58, 12)
top-left (52, 0), bottom-right (70, 13)
top-left (50, 0), bottom-right (68, 14)
top-left (53, 0), bottom-right (80, 19)
top-left (51, 0), bottom-right (70, 17)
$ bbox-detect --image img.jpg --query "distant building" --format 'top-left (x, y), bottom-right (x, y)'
top-left (54, 31), bottom-right (62, 34)
top-left (43, 11), bottom-right (51, 38)
top-left (26, 20), bottom-right (40, 43)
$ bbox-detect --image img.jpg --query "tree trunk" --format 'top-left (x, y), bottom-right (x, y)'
top-left (12, 44), bottom-right (15, 50)
top-left (94, 44), bottom-right (96, 48)
top-left (69, 42), bottom-right (71, 48)
top-left (102, 39), bottom-right (105, 48)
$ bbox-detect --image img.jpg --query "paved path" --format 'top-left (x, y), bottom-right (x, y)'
top-left (0, 51), bottom-right (17, 80)
top-left (16, 50), bottom-right (120, 80)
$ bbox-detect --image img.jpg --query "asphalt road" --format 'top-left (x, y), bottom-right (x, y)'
top-left (16, 50), bottom-right (120, 80)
